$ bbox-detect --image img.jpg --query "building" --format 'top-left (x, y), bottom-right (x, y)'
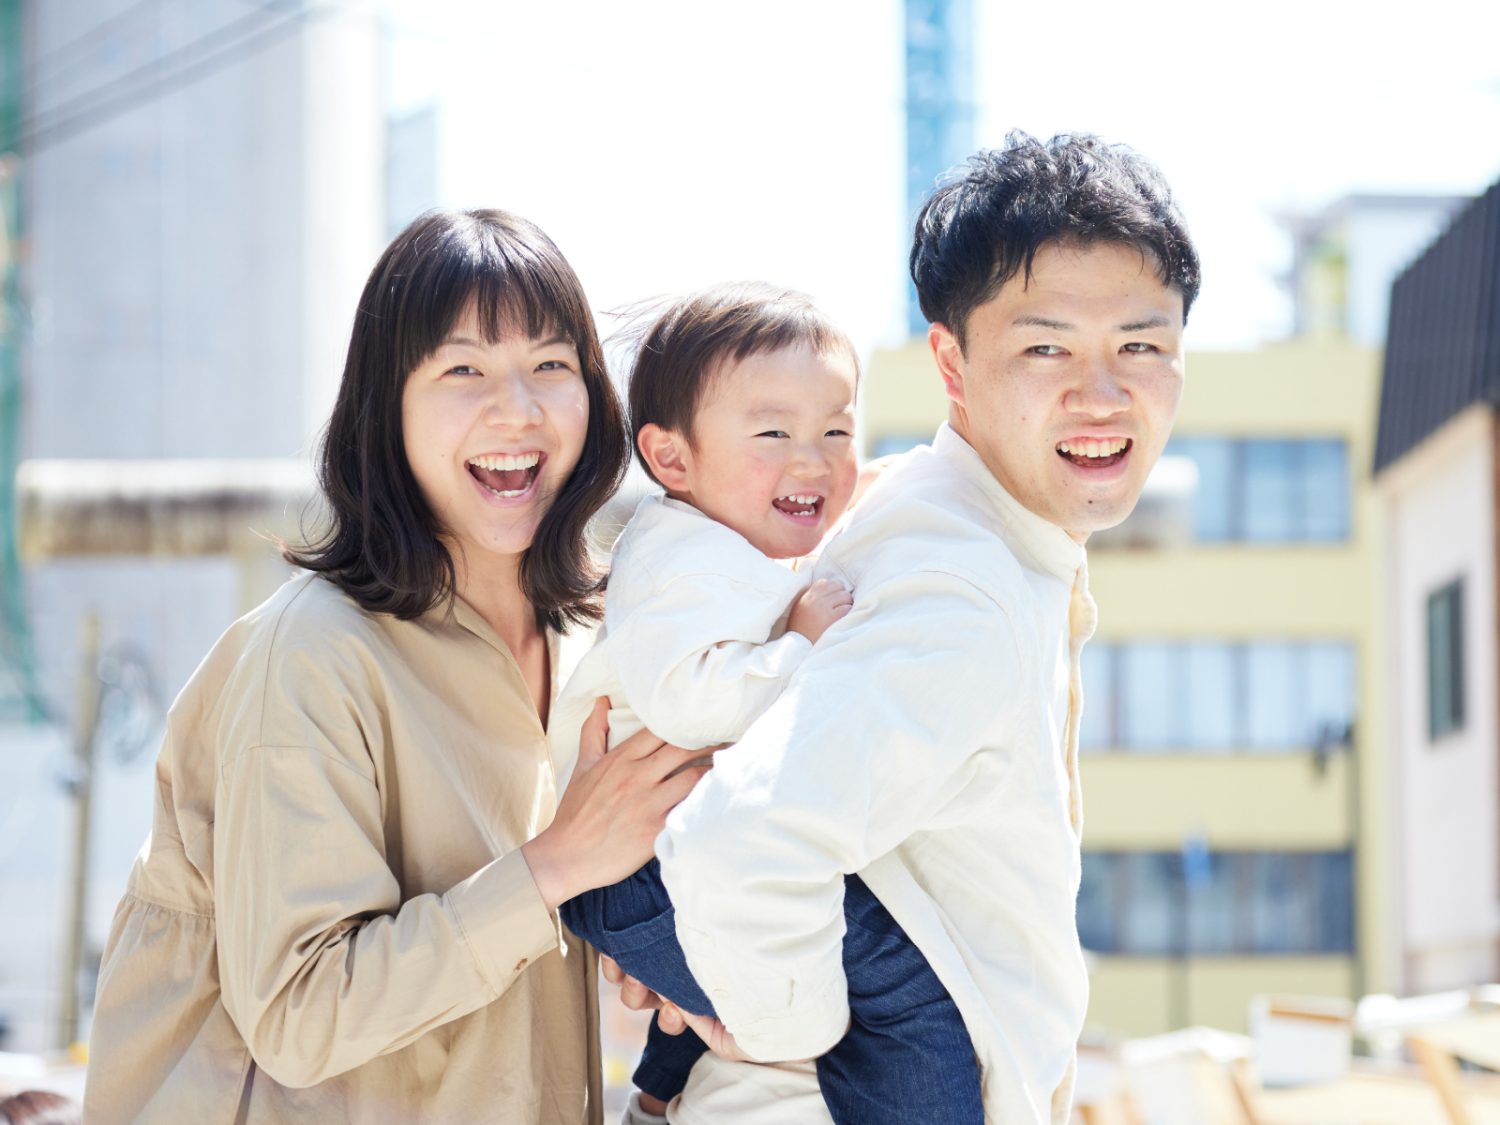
top-left (1, 0), bottom-right (381, 1051)
top-left (1280, 194), bottom-right (1468, 346)
top-left (862, 336), bottom-right (1390, 1036)
top-left (1374, 178), bottom-right (1500, 995)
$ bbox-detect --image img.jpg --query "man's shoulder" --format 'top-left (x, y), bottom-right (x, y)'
top-left (821, 449), bottom-right (1027, 606)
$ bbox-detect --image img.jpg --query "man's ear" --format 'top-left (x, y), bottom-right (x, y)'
top-left (929, 322), bottom-right (967, 409)
top-left (637, 423), bottom-right (692, 492)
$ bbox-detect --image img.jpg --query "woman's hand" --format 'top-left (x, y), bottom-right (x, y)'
top-left (522, 699), bottom-right (710, 911)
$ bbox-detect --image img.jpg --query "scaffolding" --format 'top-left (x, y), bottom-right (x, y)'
top-left (0, 0), bottom-right (41, 722)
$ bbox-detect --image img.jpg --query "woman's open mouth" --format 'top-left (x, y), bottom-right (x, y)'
top-left (466, 451), bottom-right (543, 498)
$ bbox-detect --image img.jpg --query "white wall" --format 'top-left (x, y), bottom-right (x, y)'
top-left (1381, 404), bottom-right (1499, 992)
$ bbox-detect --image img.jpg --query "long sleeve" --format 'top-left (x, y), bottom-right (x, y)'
top-left (214, 744), bottom-right (562, 1088)
top-left (610, 571), bottom-right (812, 750)
top-left (656, 570), bottom-right (1028, 1062)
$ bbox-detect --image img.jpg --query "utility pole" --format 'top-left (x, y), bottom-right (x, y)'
top-left (56, 613), bottom-right (102, 1050)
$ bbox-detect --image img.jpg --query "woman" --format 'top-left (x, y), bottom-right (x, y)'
top-left (82, 210), bottom-right (706, 1124)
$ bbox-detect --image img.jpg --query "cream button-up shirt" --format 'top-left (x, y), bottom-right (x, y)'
top-left (84, 574), bottom-right (602, 1124)
top-left (658, 424), bottom-right (1097, 1125)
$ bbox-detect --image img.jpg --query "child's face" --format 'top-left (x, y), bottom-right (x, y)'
top-left (677, 344), bottom-right (859, 559)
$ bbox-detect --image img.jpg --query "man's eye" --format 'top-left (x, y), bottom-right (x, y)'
top-left (757, 430), bottom-right (789, 439)
top-left (1027, 345), bottom-right (1064, 357)
top-left (1122, 342), bottom-right (1158, 354)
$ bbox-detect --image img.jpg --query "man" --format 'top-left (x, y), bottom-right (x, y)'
top-left (647, 130), bottom-right (1201, 1124)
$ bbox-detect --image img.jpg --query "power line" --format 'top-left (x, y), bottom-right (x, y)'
top-left (9, 3), bottom-right (335, 154)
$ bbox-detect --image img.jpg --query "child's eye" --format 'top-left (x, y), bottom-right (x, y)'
top-left (756, 430), bottom-right (790, 439)
top-left (826, 429), bottom-right (852, 438)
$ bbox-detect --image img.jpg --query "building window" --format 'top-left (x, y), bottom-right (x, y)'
top-left (1166, 437), bottom-right (1350, 543)
top-left (1077, 850), bottom-right (1354, 955)
top-left (1080, 640), bottom-right (1355, 752)
top-left (1426, 579), bottom-right (1465, 741)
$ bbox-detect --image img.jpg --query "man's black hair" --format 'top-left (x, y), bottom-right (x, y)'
top-left (910, 130), bottom-right (1201, 346)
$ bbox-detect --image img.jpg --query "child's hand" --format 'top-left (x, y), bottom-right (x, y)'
top-left (788, 579), bottom-right (853, 644)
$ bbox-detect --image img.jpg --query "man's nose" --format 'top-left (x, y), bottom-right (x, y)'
top-left (1065, 358), bottom-right (1131, 419)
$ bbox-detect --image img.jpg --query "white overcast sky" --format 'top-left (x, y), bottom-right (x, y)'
top-left (383, 0), bottom-right (1500, 355)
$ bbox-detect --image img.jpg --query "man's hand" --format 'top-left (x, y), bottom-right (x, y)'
top-left (601, 956), bottom-right (755, 1063)
top-left (601, 954), bottom-right (666, 1013)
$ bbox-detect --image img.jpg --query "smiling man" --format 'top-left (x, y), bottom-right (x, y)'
top-left (652, 132), bottom-right (1201, 1125)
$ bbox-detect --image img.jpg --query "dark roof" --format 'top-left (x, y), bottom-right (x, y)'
top-left (1374, 179), bottom-right (1500, 474)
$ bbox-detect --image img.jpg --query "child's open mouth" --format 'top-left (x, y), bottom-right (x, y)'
top-left (1056, 438), bottom-right (1131, 468)
top-left (772, 493), bottom-right (823, 519)
top-left (467, 452), bottom-right (543, 498)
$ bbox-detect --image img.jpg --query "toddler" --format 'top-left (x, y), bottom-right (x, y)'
top-left (551, 283), bottom-right (981, 1125)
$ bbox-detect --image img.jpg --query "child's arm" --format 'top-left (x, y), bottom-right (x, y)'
top-left (612, 572), bottom-right (850, 751)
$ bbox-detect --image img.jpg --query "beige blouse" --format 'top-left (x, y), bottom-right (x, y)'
top-left (83, 574), bottom-right (601, 1124)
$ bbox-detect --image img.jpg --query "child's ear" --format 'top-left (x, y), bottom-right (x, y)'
top-left (637, 423), bottom-right (692, 492)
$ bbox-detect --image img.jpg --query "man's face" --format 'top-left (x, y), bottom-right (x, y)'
top-left (931, 240), bottom-right (1185, 541)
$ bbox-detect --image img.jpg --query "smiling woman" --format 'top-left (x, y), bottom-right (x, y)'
top-left (81, 210), bottom-right (710, 1125)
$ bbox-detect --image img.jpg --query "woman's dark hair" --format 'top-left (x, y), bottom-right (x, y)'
top-left (910, 130), bottom-right (1201, 347)
top-left (286, 208), bottom-right (628, 631)
top-left (626, 281), bottom-right (858, 487)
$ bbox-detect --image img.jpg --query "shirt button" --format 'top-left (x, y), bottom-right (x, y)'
top-left (514, 958), bottom-right (529, 971)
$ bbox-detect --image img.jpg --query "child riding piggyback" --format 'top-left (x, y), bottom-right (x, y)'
top-left (551, 283), bottom-right (982, 1125)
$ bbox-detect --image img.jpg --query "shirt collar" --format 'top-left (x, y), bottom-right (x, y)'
top-left (932, 422), bottom-right (1087, 585)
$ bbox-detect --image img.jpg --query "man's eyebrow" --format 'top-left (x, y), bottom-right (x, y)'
top-left (1012, 314), bottom-right (1073, 330)
top-left (1119, 314), bottom-right (1174, 332)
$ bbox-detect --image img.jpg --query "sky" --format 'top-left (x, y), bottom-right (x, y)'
top-left (383, 0), bottom-right (1500, 355)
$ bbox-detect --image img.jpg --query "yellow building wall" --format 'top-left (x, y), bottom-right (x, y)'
top-left (863, 339), bottom-right (1391, 1037)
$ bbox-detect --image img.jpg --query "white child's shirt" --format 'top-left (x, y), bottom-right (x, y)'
top-left (549, 493), bottom-right (814, 786)
top-left (658, 424), bottom-right (1098, 1125)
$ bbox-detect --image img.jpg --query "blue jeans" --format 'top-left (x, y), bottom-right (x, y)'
top-left (561, 859), bottom-right (982, 1125)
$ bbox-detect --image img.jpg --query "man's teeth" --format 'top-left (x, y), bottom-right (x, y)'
top-left (1057, 439), bottom-right (1129, 458)
top-left (468, 452), bottom-right (541, 471)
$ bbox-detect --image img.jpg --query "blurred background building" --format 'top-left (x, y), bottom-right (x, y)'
top-left (2, 0), bottom-right (1499, 1113)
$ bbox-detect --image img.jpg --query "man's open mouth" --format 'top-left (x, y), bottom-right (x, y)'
top-left (467, 452), bottom-right (543, 498)
top-left (1057, 438), bottom-right (1131, 468)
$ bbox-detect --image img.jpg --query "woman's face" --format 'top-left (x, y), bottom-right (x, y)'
top-left (402, 301), bottom-right (590, 571)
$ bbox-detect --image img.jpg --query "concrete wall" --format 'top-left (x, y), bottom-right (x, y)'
top-left (1380, 404), bottom-right (1500, 992)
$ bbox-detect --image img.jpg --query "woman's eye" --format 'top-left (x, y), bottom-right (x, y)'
top-left (537, 359), bottom-right (573, 373)
top-left (446, 365), bottom-right (481, 377)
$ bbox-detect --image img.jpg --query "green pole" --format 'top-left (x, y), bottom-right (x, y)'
top-left (0, 0), bottom-right (40, 722)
